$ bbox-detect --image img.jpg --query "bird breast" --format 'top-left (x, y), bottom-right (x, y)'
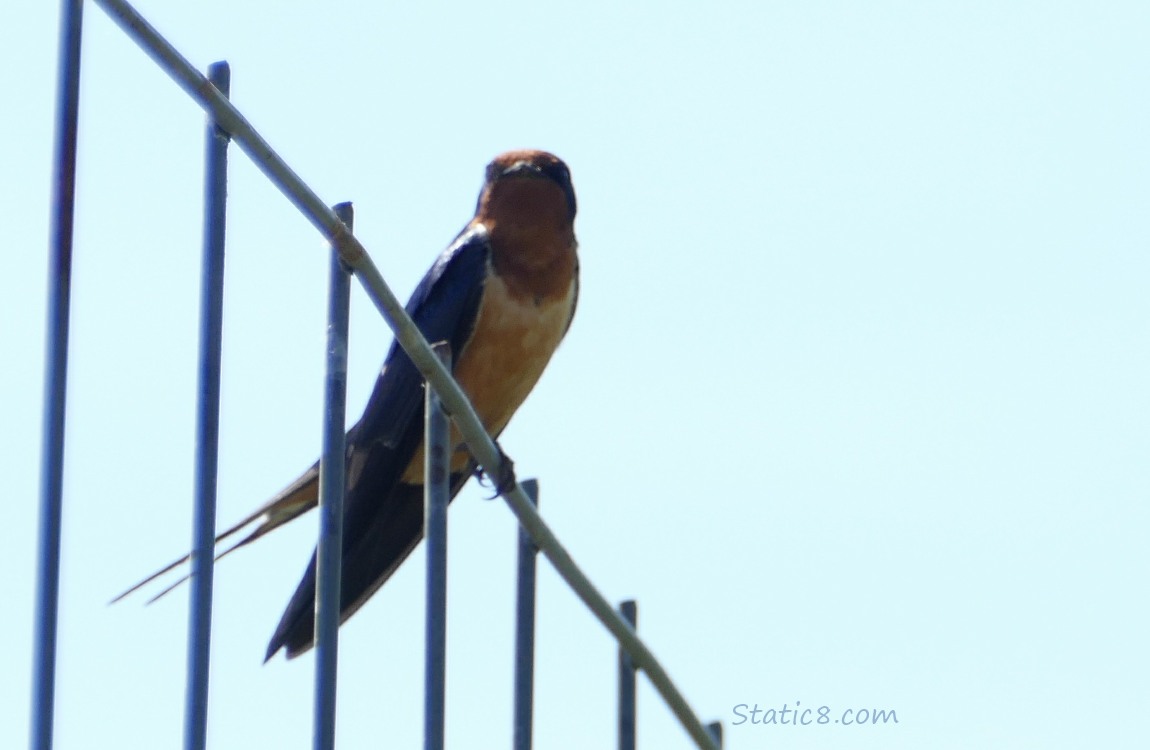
top-left (401, 266), bottom-right (577, 481)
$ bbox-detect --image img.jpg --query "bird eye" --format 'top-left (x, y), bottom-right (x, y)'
top-left (541, 161), bottom-right (571, 188)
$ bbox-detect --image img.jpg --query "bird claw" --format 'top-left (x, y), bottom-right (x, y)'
top-left (476, 445), bottom-right (517, 499)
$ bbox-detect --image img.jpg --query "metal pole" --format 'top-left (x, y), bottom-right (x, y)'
top-left (424, 342), bottom-right (451, 750)
top-left (706, 721), bottom-right (723, 748)
top-left (184, 60), bottom-right (230, 750)
top-left (618, 600), bottom-right (637, 750)
top-left (313, 202), bottom-right (352, 750)
top-left (31, 2), bottom-right (84, 748)
top-left (512, 479), bottom-right (540, 750)
top-left (89, 5), bottom-right (721, 745)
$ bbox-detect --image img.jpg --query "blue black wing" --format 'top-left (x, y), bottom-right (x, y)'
top-left (264, 226), bottom-right (490, 660)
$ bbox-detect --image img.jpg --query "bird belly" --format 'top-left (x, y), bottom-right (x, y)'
top-left (401, 271), bottom-right (576, 482)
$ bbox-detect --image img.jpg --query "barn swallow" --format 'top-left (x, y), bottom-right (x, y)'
top-left (115, 149), bottom-right (579, 661)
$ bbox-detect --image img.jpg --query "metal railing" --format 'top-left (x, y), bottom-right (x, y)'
top-left (32, 1), bottom-right (724, 749)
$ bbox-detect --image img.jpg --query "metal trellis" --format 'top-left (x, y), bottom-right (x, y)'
top-left (31, 2), bottom-right (725, 749)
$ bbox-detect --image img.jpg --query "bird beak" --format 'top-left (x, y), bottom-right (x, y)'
top-left (500, 160), bottom-right (545, 179)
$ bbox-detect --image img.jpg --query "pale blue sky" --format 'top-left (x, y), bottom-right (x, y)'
top-left (3, 1), bottom-right (1148, 748)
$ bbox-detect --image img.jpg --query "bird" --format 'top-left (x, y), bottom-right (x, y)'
top-left (114, 149), bottom-right (579, 661)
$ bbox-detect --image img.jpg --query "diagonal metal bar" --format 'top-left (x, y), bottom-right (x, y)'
top-left (93, 0), bottom-right (362, 267)
top-left (90, 2), bottom-right (718, 747)
top-left (184, 59), bottom-right (231, 750)
top-left (313, 202), bottom-right (352, 750)
top-left (31, 2), bottom-right (84, 748)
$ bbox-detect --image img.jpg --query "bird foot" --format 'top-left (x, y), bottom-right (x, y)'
top-left (476, 444), bottom-right (517, 499)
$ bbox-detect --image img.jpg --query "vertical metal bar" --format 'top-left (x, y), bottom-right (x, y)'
top-left (706, 721), bottom-right (723, 748)
top-left (423, 342), bottom-right (452, 750)
top-left (30, 2), bottom-right (84, 748)
top-left (313, 202), bottom-right (352, 750)
top-left (512, 479), bottom-right (540, 750)
top-left (618, 600), bottom-right (638, 750)
top-left (79, 5), bottom-right (720, 747)
top-left (184, 60), bottom-right (230, 750)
